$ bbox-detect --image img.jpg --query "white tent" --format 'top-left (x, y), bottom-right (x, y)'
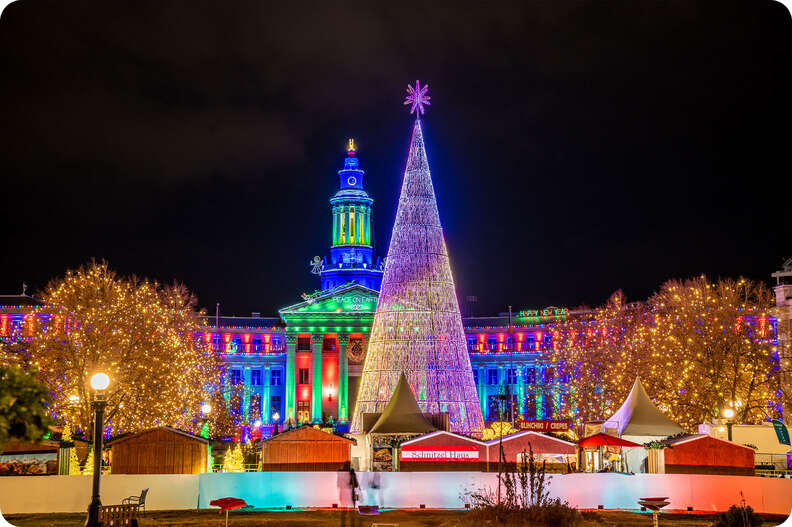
top-left (602, 377), bottom-right (684, 472)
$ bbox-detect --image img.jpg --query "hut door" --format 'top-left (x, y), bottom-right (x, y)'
top-left (297, 401), bottom-right (310, 423)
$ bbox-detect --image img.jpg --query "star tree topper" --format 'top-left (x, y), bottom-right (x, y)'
top-left (404, 80), bottom-right (431, 115)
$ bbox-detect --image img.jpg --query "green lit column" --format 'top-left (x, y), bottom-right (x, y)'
top-left (338, 334), bottom-right (349, 422)
top-left (311, 333), bottom-right (323, 423)
top-left (285, 334), bottom-right (297, 424)
top-left (477, 365), bottom-right (486, 420)
top-left (262, 366), bottom-right (271, 424)
top-left (242, 366), bottom-right (251, 422)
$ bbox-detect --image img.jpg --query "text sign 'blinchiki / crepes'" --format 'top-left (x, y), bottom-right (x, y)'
top-left (517, 420), bottom-right (570, 433)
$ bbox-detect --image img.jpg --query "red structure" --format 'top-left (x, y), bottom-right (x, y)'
top-left (399, 430), bottom-right (577, 472)
top-left (662, 435), bottom-right (755, 476)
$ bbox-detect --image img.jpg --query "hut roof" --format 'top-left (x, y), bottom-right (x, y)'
top-left (106, 426), bottom-right (209, 446)
top-left (266, 425), bottom-right (355, 444)
top-left (368, 373), bottom-right (437, 435)
top-left (602, 377), bottom-right (684, 437)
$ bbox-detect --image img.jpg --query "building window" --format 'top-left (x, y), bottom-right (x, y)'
top-left (272, 336), bottom-right (281, 348)
top-left (472, 368), bottom-right (479, 385)
top-left (270, 369), bottom-right (282, 386)
top-left (487, 368), bottom-right (498, 385)
top-left (488, 395), bottom-right (502, 419)
top-left (270, 396), bottom-right (281, 417)
top-left (525, 367), bottom-right (536, 384)
top-left (542, 368), bottom-right (554, 383)
top-left (252, 338), bottom-right (262, 351)
top-left (322, 338), bottom-right (337, 352)
top-left (525, 393), bottom-right (537, 419)
top-left (298, 368), bottom-right (309, 385)
top-left (230, 369), bottom-right (242, 385)
top-left (250, 369), bottom-right (262, 386)
top-left (297, 337), bottom-right (311, 352)
top-left (506, 368), bottom-right (517, 384)
top-left (487, 337), bottom-right (497, 351)
top-left (250, 395), bottom-right (261, 417)
top-left (543, 394), bottom-right (554, 419)
top-left (467, 337), bottom-right (477, 351)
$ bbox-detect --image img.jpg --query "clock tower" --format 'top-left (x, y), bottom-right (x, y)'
top-left (319, 140), bottom-right (383, 291)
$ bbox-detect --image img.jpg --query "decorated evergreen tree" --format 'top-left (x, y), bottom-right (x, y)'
top-left (222, 443), bottom-right (244, 473)
top-left (82, 445), bottom-right (94, 476)
top-left (351, 82), bottom-right (483, 435)
top-left (61, 424), bottom-right (82, 475)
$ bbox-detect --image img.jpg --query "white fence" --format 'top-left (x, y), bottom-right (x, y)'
top-left (1, 472), bottom-right (791, 515)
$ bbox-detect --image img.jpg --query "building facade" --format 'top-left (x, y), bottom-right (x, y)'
top-left (196, 143), bottom-right (575, 433)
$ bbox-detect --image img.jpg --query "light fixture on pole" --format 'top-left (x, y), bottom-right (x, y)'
top-left (85, 372), bottom-right (109, 527)
top-left (722, 407), bottom-right (735, 441)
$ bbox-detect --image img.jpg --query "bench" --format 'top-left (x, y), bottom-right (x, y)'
top-left (98, 503), bottom-right (139, 526)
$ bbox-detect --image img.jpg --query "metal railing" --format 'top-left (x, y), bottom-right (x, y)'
top-left (754, 452), bottom-right (791, 477)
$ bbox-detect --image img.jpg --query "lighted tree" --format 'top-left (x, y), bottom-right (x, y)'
top-left (61, 423), bottom-right (83, 475)
top-left (550, 291), bottom-right (639, 437)
top-left (26, 261), bottom-right (225, 436)
top-left (638, 277), bottom-right (780, 429)
top-left (553, 277), bottom-right (782, 434)
top-left (222, 443), bottom-right (244, 472)
top-left (83, 445), bottom-right (94, 476)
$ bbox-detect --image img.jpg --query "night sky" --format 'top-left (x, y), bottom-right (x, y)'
top-left (1, 1), bottom-right (790, 317)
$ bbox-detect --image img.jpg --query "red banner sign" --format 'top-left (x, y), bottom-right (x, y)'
top-left (517, 420), bottom-right (570, 433)
top-left (400, 445), bottom-right (479, 462)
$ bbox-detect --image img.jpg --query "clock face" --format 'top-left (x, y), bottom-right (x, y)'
top-left (347, 176), bottom-right (357, 186)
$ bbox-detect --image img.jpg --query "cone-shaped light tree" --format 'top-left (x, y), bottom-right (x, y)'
top-left (351, 81), bottom-right (484, 435)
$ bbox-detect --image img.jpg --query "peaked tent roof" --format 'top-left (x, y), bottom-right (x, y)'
top-left (368, 373), bottom-right (437, 435)
top-left (602, 377), bottom-right (684, 437)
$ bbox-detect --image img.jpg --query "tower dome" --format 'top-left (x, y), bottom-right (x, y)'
top-left (319, 140), bottom-right (384, 291)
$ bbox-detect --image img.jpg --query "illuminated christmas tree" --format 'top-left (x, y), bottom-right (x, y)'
top-left (61, 424), bottom-right (82, 475)
top-left (82, 446), bottom-right (94, 476)
top-left (222, 443), bottom-right (244, 473)
top-left (351, 81), bottom-right (484, 435)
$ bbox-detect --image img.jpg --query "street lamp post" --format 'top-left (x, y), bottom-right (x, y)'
top-left (272, 412), bottom-right (280, 434)
top-left (85, 372), bottom-right (109, 527)
top-left (722, 407), bottom-right (735, 441)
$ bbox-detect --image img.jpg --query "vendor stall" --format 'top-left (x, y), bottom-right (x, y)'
top-left (601, 377), bottom-right (684, 472)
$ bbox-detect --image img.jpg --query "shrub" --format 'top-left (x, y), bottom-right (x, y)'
top-left (713, 504), bottom-right (763, 527)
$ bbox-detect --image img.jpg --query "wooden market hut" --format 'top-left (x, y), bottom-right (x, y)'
top-left (259, 426), bottom-right (356, 471)
top-left (485, 431), bottom-right (578, 473)
top-left (106, 426), bottom-right (209, 474)
top-left (399, 431), bottom-right (487, 471)
top-left (650, 434), bottom-right (755, 476)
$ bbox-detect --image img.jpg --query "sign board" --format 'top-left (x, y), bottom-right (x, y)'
top-left (400, 445), bottom-right (479, 462)
top-left (772, 419), bottom-right (790, 446)
top-left (517, 420), bottom-right (570, 433)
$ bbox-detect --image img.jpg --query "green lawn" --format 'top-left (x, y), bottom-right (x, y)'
top-left (4, 509), bottom-right (789, 527)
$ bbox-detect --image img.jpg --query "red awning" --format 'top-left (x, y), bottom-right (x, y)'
top-left (578, 433), bottom-right (642, 448)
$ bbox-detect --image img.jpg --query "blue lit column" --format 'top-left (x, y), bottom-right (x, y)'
top-left (517, 366), bottom-right (525, 420)
top-left (498, 365), bottom-right (506, 420)
top-left (477, 365), bottom-right (486, 420)
top-left (262, 366), bottom-right (271, 423)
